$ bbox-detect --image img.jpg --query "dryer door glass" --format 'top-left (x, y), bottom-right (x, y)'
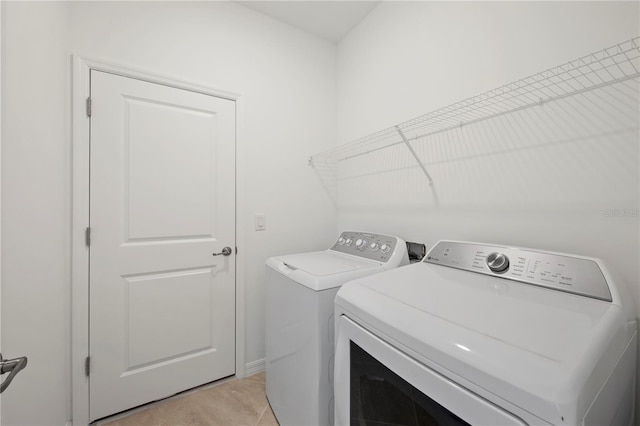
top-left (350, 341), bottom-right (470, 425)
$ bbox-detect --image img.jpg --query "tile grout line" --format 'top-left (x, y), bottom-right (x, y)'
top-left (254, 402), bottom-right (269, 426)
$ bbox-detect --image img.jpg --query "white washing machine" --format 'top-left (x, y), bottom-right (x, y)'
top-left (265, 231), bottom-right (409, 426)
top-left (335, 240), bottom-right (637, 425)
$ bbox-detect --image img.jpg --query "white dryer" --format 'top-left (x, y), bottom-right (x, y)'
top-left (265, 231), bottom-right (409, 426)
top-left (334, 240), bottom-right (637, 425)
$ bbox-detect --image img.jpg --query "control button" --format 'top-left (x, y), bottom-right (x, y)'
top-left (487, 252), bottom-right (509, 273)
top-left (370, 242), bottom-right (380, 251)
top-left (355, 239), bottom-right (368, 250)
top-left (337, 237), bottom-right (345, 245)
top-left (345, 239), bottom-right (353, 246)
top-left (381, 244), bottom-right (391, 254)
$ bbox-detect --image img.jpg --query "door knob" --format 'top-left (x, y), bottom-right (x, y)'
top-left (0, 353), bottom-right (28, 393)
top-left (212, 247), bottom-right (232, 256)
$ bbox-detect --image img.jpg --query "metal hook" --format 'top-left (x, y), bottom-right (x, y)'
top-left (0, 353), bottom-right (28, 393)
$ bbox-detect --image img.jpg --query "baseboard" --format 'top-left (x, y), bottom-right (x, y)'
top-left (245, 358), bottom-right (266, 377)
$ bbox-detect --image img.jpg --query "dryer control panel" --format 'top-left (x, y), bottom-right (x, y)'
top-left (331, 231), bottom-right (407, 265)
top-left (424, 241), bottom-right (612, 301)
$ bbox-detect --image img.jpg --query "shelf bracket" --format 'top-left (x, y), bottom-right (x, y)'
top-left (395, 126), bottom-right (434, 187)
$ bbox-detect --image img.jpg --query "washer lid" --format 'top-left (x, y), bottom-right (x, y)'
top-left (266, 251), bottom-right (383, 291)
top-left (276, 251), bottom-right (381, 276)
top-left (335, 261), bottom-right (634, 424)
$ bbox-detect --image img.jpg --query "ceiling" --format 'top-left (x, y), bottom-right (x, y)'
top-left (237, 1), bottom-right (381, 43)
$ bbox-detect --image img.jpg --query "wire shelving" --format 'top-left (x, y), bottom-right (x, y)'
top-left (309, 37), bottom-right (640, 202)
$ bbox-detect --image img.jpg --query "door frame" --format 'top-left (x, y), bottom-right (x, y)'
top-left (71, 56), bottom-right (247, 425)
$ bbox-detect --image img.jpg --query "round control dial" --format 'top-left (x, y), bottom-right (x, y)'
top-left (337, 237), bottom-right (345, 245)
top-left (380, 244), bottom-right (391, 254)
top-left (355, 239), bottom-right (368, 250)
top-left (370, 242), bottom-right (380, 251)
top-left (486, 252), bottom-right (509, 273)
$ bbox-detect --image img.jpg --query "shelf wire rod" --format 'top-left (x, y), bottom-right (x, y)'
top-left (593, 53), bottom-right (619, 82)
top-left (581, 57), bottom-right (605, 86)
top-left (395, 126), bottom-right (440, 207)
top-left (310, 38), bottom-right (640, 164)
top-left (332, 131), bottom-right (401, 158)
top-left (395, 126), bottom-right (434, 187)
top-left (405, 91), bottom-right (525, 132)
top-left (535, 76), bottom-right (564, 99)
top-left (406, 99), bottom-right (520, 136)
top-left (555, 70), bottom-right (587, 95)
top-left (604, 46), bottom-right (634, 74)
top-left (332, 73), bottom-right (637, 165)
top-left (311, 128), bottom-right (399, 161)
top-left (455, 67), bottom-right (634, 123)
top-left (401, 73), bottom-right (640, 150)
top-left (537, 67), bottom-right (584, 95)
top-left (575, 57), bottom-right (603, 88)
top-left (427, 90), bottom-right (634, 174)
top-left (406, 74), bottom-right (567, 135)
top-left (618, 41), bottom-right (639, 74)
top-left (457, 89), bottom-right (513, 115)
top-left (486, 62), bottom-right (585, 109)
top-left (335, 139), bottom-right (404, 162)
top-left (496, 40), bottom-right (628, 106)
top-left (478, 76), bottom-right (545, 110)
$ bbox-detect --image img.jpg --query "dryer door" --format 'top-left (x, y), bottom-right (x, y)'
top-left (335, 316), bottom-right (531, 426)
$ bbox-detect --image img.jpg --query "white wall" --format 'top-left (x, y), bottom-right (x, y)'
top-left (336, 1), bottom-right (640, 424)
top-left (2, 2), bottom-right (71, 424)
top-left (2, 1), bottom-right (337, 424)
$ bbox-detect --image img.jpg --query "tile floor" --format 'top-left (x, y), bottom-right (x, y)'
top-left (95, 372), bottom-right (278, 426)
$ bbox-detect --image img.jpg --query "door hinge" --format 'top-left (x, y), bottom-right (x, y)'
top-left (85, 227), bottom-right (91, 247)
top-left (86, 97), bottom-right (92, 117)
top-left (84, 356), bottom-right (90, 377)
top-left (235, 246), bottom-right (238, 255)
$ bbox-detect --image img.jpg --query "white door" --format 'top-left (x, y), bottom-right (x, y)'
top-left (89, 70), bottom-right (236, 421)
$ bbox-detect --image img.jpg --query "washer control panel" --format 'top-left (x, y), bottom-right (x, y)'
top-left (424, 241), bottom-right (612, 301)
top-left (331, 231), bottom-right (403, 263)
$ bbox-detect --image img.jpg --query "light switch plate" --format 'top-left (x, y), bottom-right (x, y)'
top-left (255, 214), bottom-right (266, 231)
